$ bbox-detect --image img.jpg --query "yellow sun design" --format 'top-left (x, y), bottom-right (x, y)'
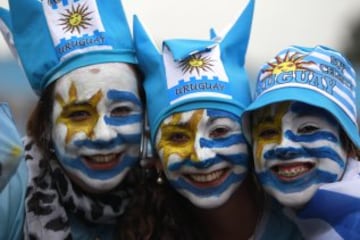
top-left (263, 51), bottom-right (315, 76)
top-left (179, 54), bottom-right (214, 75)
top-left (55, 82), bottom-right (103, 144)
top-left (58, 3), bottom-right (93, 34)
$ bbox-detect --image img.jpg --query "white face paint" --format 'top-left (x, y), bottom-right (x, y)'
top-left (52, 63), bottom-right (143, 193)
top-left (155, 109), bottom-right (249, 209)
top-left (251, 101), bottom-right (347, 207)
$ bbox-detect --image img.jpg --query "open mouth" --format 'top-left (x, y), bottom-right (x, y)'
top-left (83, 152), bottom-right (122, 170)
top-left (184, 167), bottom-right (230, 187)
top-left (271, 162), bottom-right (315, 181)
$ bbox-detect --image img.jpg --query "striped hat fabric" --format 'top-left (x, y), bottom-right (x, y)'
top-left (243, 45), bottom-right (360, 148)
top-left (134, 0), bottom-right (255, 143)
top-left (0, 0), bottom-right (136, 96)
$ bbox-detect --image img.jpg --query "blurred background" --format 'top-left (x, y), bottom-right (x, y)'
top-left (1, 0), bottom-right (360, 135)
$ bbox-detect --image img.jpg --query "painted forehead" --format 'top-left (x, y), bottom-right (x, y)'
top-left (161, 109), bottom-right (241, 126)
top-left (253, 101), bottom-right (337, 125)
top-left (54, 63), bottom-right (140, 101)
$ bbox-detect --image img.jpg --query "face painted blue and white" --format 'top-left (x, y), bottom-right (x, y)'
top-left (251, 101), bottom-right (347, 207)
top-left (155, 109), bottom-right (249, 208)
top-left (51, 63), bottom-right (143, 193)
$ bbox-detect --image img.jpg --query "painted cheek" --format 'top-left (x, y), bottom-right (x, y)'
top-left (156, 110), bottom-right (203, 167)
top-left (254, 134), bottom-right (280, 170)
top-left (55, 83), bottom-right (103, 144)
top-left (252, 107), bottom-right (287, 169)
top-left (157, 126), bottom-right (195, 167)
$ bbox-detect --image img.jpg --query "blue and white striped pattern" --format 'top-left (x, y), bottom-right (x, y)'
top-left (246, 45), bottom-right (360, 148)
top-left (257, 46), bottom-right (356, 125)
top-left (285, 159), bottom-right (360, 240)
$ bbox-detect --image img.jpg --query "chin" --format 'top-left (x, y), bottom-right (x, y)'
top-left (266, 185), bottom-right (318, 208)
top-left (69, 169), bottom-right (130, 194)
top-left (179, 184), bottom-right (238, 209)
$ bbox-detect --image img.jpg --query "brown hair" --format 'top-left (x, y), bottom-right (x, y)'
top-left (117, 166), bottom-right (206, 240)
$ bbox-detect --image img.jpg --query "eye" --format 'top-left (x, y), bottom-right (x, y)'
top-left (209, 126), bottom-right (230, 139)
top-left (258, 128), bottom-right (278, 139)
top-left (67, 110), bottom-right (91, 122)
top-left (111, 106), bottom-right (132, 117)
top-left (167, 132), bottom-right (190, 144)
top-left (298, 124), bottom-right (319, 134)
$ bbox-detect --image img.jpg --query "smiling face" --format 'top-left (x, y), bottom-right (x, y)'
top-left (51, 63), bottom-right (143, 193)
top-left (155, 109), bottom-right (249, 208)
top-left (251, 101), bottom-right (347, 207)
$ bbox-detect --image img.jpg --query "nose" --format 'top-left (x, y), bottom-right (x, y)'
top-left (273, 133), bottom-right (299, 160)
top-left (274, 147), bottom-right (299, 160)
top-left (93, 116), bottom-right (116, 141)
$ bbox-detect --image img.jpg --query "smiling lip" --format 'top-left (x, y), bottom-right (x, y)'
top-left (271, 162), bottom-right (315, 181)
top-left (83, 153), bottom-right (122, 170)
top-left (184, 168), bottom-right (230, 188)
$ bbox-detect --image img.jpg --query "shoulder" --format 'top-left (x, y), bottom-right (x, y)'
top-left (255, 199), bottom-right (304, 240)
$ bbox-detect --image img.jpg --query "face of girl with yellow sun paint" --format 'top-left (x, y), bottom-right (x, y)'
top-left (51, 63), bottom-right (143, 193)
top-left (251, 101), bottom-right (347, 207)
top-left (155, 109), bottom-right (249, 209)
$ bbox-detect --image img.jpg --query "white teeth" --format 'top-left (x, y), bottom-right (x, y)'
top-left (88, 154), bottom-right (117, 163)
top-left (277, 165), bottom-right (309, 177)
top-left (188, 169), bottom-right (224, 183)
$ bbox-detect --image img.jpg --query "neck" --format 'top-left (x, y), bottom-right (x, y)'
top-left (192, 176), bottom-right (262, 240)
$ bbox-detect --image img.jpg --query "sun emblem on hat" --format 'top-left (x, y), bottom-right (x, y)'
top-left (59, 3), bottom-right (93, 34)
top-left (179, 54), bottom-right (215, 75)
top-left (263, 50), bottom-right (315, 76)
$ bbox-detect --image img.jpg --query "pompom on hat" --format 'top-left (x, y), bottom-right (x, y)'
top-left (243, 45), bottom-right (360, 148)
top-left (0, 0), bottom-right (136, 96)
top-left (133, 0), bottom-right (255, 143)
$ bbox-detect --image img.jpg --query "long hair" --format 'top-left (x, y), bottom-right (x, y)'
top-left (117, 165), bottom-right (206, 240)
top-left (26, 81), bottom-right (56, 160)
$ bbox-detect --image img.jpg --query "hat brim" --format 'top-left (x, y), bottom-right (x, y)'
top-left (242, 87), bottom-right (360, 148)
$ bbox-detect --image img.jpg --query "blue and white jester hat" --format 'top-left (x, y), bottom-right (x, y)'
top-left (0, 0), bottom-right (136, 96)
top-left (133, 0), bottom-right (255, 143)
top-left (0, 102), bottom-right (24, 191)
top-left (243, 45), bottom-right (360, 148)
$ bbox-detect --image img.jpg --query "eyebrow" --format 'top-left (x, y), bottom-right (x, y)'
top-left (255, 115), bottom-right (275, 125)
top-left (107, 89), bottom-right (142, 106)
top-left (162, 122), bottom-right (189, 128)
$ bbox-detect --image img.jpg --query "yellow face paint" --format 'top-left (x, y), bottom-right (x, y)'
top-left (156, 110), bottom-right (203, 167)
top-left (251, 102), bottom-right (290, 168)
top-left (55, 82), bottom-right (103, 144)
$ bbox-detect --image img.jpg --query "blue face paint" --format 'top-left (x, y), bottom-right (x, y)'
top-left (253, 102), bottom-right (347, 207)
top-left (52, 63), bottom-right (143, 192)
top-left (157, 109), bottom-right (250, 209)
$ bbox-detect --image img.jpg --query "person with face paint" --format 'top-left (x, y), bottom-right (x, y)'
top-left (0, 0), bottom-right (146, 239)
top-left (243, 45), bottom-right (360, 239)
top-left (129, 0), bottom-right (302, 239)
